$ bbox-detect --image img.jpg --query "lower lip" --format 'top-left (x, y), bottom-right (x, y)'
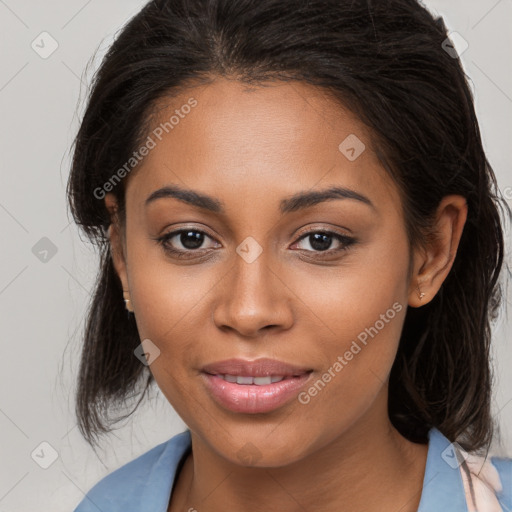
top-left (201, 373), bottom-right (312, 414)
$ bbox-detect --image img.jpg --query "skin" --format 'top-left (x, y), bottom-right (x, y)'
top-left (105, 77), bottom-right (468, 512)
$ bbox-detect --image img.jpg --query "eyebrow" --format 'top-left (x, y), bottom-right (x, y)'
top-left (145, 184), bottom-right (375, 213)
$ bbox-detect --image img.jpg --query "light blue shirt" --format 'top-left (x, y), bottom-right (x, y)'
top-left (73, 428), bottom-right (511, 511)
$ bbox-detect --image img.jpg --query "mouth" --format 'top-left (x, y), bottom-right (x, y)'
top-left (200, 358), bottom-right (313, 414)
top-left (208, 374), bottom-right (299, 385)
top-left (201, 357), bottom-right (312, 378)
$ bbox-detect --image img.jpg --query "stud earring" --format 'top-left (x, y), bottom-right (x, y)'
top-left (123, 290), bottom-right (134, 312)
top-left (417, 284), bottom-right (425, 300)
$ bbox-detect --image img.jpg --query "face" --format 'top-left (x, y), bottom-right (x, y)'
top-left (108, 78), bottom-right (416, 466)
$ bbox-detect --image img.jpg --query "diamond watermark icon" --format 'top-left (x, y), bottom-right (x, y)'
top-left (31, 441), bottom-right (59, 469)
top-left (32, 237), bottom-right (58, 263)
top-left (338, 134), bottom-right (366, 161)
top-left (236, 442), bottom-right (262, 465)
top-left (442, 32), bottom-right (469, 59)
top-left (441, 441), bottom-right (469, 469)
top-left (236, 236), bottom-right (263, 264)
top-left (134, 338), bottom-right (161, 366)
top-left (31, 32), bottom-right (59, 59)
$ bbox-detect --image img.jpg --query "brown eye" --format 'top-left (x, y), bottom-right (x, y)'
top-left (156, 229), bottom-right (220, 258)
top-left (293, 230), bottom-right (356, 254)
top-left (173, 230), bottom-right (206, 250)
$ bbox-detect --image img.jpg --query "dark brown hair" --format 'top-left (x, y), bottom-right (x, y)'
top-left (67, 0), bottom-right (511, 451)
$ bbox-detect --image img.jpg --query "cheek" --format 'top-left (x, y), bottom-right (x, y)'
top-left (303, 224), bottom-right (410, 341)
top-left (126, 227), bottom-right (217, 342)
top-left (129, 268), bottom-right (219, 398)
top-left (132, 269), bottom-right (212, 340)
top-left (296, 295), bottom-right (406, 437)
top-left (127, 257), bottom-right (215, 416)
top-left (294, 229), bottom-right (409, 407)
top-left (123, 240), bottom-right (223, 404)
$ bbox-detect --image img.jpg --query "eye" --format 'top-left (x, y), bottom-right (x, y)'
top-left (155, 227), bottom-right (356, 260)
top-left (291, 230), bottom-right (356, 254)
top-left (156, 228), bottom-right (220, 258)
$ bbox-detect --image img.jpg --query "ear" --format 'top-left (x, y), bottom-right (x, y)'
top-left (408, 195), bottom-right (468, 307)
top-left (104, 193), bottom-right (129, 293)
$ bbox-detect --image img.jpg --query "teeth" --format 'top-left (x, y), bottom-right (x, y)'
top-left (218, 374), bottom-right (287, 385)
top-left (253, 376), bottom-right (272, 385)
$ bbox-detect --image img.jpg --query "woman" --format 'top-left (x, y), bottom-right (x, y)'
top-left (68, 0), bottom-right (512, 510)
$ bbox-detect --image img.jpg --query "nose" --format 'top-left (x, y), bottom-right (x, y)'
top-left (212, 249), bottom-right (294, 338)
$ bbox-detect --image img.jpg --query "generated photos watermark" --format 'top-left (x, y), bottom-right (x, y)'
top-left (298, 301), bottom-right (404, 405)
top-left (93, 97), bottom-right (198, 200)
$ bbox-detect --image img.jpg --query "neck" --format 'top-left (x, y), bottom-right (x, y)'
top-left (169, 406), bottom-right (428, 512)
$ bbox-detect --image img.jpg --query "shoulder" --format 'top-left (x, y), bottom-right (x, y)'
top-left (490, 456), bottom-right (512, 510)
top-left (419, 428), bottom-right (512, 511)
top-left (72, 430), bottom-right (192, 512)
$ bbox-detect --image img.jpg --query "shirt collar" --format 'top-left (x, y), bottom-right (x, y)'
top-left (417, 427), bottom-right (469, 511)
top-left (139, 429), bottom-right (192, 511)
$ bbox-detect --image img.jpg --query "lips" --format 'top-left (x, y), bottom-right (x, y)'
top-left (201, 357), bottom-right (312, 378)
top-left (200, 358), bottom-right (313, 413)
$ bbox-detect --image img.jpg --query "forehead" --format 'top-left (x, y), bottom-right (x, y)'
top-left (126, 78), bottom-right (401, 214)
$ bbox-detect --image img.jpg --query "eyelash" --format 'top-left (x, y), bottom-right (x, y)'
top-left (155, 228), bottom-right (357, 260)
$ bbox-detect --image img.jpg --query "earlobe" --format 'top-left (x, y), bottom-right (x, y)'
top-left (408, 195), bottom-right (468, 308)
top-left (108, 224), bottom-right (133, 313)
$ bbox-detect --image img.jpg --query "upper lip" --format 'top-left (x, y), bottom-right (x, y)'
top-left (202, 358), bottom-right (312, 377)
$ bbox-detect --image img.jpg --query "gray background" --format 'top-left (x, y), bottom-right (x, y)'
top-left (0, 1), bottom-right (511, 510)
